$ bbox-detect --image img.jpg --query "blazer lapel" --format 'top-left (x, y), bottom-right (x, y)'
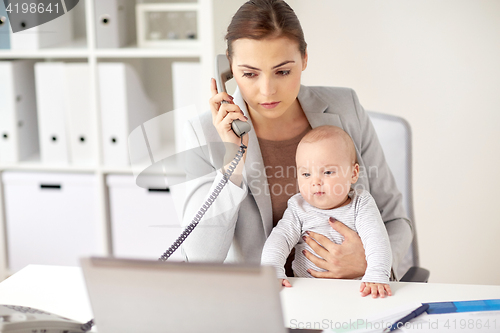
top-left (298, 85), bottom-right (344, 130)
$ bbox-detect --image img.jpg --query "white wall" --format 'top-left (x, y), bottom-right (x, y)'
top-left (215, 0), bottom-right (500, 285)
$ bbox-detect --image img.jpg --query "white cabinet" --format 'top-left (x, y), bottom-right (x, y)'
top-left (0, 0), bottom-right (224, 279)
top-left (107, 174), bottom-right (184, 260)
top-left (2, 172), bottom-right (102, 272)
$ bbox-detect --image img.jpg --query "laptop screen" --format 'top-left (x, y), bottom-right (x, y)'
top-left (81, 257), bottom-right (288, 333)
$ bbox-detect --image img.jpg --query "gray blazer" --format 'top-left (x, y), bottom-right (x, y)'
top-left (179, 85), bottom-right (413, 279)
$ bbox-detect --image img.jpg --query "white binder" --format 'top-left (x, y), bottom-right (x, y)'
top-left (35, 62), bottom-right (96, 165)
top-left (172, 62), bottom-right (203, 153)
top-left (10, 10), bottom-right (73, 50)
top-left (98, 62), bottom-right (158, 166)
top-left (0, 60), bottom-right (39, 163)
top-left (0, 4), bottom-right (10, 49)
top-left (65, 63), bottom-right (97, 166)
top-left (94, 0), bottom-right (136, 48)
top-left (34, 62), bottom-right (70, 164)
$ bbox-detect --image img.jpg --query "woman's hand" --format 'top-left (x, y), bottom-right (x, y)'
top-left (209, 78), bottom-right (249, 146)
top-left (302, 218), bottom-right (367, 279)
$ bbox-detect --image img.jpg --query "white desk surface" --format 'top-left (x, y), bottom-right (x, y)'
top-left (1, 265), bottom-right (500, 329)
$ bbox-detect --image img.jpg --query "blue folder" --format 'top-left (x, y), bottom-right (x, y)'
top-left (425, 299), bottom-right (500, 315)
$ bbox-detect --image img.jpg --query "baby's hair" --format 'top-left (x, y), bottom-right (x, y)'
top-left (300, 126), bottom-right (358, 164)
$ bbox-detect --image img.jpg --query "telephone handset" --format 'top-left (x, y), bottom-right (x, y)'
top-left (0, 55), bottom-right (251, 333)
top-left (215, 54), bottom-right (252, 137)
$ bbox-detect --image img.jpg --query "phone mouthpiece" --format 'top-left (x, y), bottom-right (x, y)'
top-left (232, 120), bottom-right (251, 137)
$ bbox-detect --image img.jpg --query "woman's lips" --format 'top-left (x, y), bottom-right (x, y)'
top-left (260, 101), bottom-right (280, 109)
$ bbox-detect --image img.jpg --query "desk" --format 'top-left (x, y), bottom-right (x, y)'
top-left (1, 265), bottom-right (500, 331)
top-left (282, 278), bottom-right (500, 330)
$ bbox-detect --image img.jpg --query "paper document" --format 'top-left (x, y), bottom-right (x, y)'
top-left (326, 303), bottom-right (421, 333)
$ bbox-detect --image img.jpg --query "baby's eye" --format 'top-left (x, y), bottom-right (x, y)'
top-left (277, 70), bottom-right (290, 76)
top-left (302, 173), bottom-right (310, 178)
top-left (242, 72), bottom-right (257, 78)
top-left (324, 170), bottom-right (336, 175)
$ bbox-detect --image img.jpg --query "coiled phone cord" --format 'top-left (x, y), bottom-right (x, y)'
top-left (159, 137), bottom-right (247, 261)
top-left (80, 137), bottom-right (247, 332)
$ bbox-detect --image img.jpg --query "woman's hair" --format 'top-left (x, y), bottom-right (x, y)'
top-left (225, 0), bottom-right (307, 61)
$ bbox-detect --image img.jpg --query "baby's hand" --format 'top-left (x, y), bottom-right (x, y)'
top-left (360, 282), bottom-right (392, 298)
top-left (281, 279), bottom-right (292, 287)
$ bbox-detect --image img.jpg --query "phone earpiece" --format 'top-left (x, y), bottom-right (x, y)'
top-left (216, 54), bottom-right (252, 138)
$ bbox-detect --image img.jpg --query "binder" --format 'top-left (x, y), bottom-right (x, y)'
top-left (0, 3), bottom-right (10, 49)
top-left (0, 60), bottom-right (39, 163)
top-left (98, 62), bottom-right (158, 166)
top-left (34, 62), bottom-right (70, 164)
top-left (94, 0), bottom-right (136, 48)
top-left (10, 9), bottom-right (73, 49)
top-left (171, 62), bottom-right (203, 153)
top-left (64, 63), bottom-right (97, 166)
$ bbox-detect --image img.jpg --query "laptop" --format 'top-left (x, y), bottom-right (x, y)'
top-left (81, 257), bottom-right (319, 333)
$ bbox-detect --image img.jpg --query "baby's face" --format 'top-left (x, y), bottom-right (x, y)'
top-left (296, 138), bottom-right (359, 210)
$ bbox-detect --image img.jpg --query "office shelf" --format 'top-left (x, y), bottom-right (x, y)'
top-left (0, 163), bottom-right (97, 174)
top-left (0, 39), bottom-right (89, 59)
top-left (95, 44), bottom-right (203, 58)
top-left (0, 0), bottom-right (217, 279)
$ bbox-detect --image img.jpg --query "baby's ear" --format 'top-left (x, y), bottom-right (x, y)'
top-left (351, 163), bottom-right (360, 184)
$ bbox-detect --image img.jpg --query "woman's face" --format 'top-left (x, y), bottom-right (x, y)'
top-left (230, 37), bottom-right (307, 122)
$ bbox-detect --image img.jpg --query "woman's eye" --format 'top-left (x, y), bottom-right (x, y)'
top-left (242, 72), bottom-right (256, 78)
top-left (277, 70), bottom-right (290, 76)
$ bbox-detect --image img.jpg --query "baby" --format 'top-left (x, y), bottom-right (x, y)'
top-left (261, 125), bottom-right (392, 298)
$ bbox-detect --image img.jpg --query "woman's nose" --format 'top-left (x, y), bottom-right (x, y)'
top-left (260, 76), bottom-right (276, 96)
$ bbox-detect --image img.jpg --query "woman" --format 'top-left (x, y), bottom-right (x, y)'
top-left (180, 0), bottom-right (412, 281)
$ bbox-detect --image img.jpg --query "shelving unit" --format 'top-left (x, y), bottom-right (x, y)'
top-left (0, 0), bottom-right (216, 279)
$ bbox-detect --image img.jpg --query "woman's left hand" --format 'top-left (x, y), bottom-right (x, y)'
top-left (302, 218), bottom-right (367, 279)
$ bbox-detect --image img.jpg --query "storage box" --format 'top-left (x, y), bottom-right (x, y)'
top-left (2, 172), bottom-right (102, 273)
top-left (136, 3), bottom-right (199, 48)
top-left (107, 174), bottom-right (184, 260)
